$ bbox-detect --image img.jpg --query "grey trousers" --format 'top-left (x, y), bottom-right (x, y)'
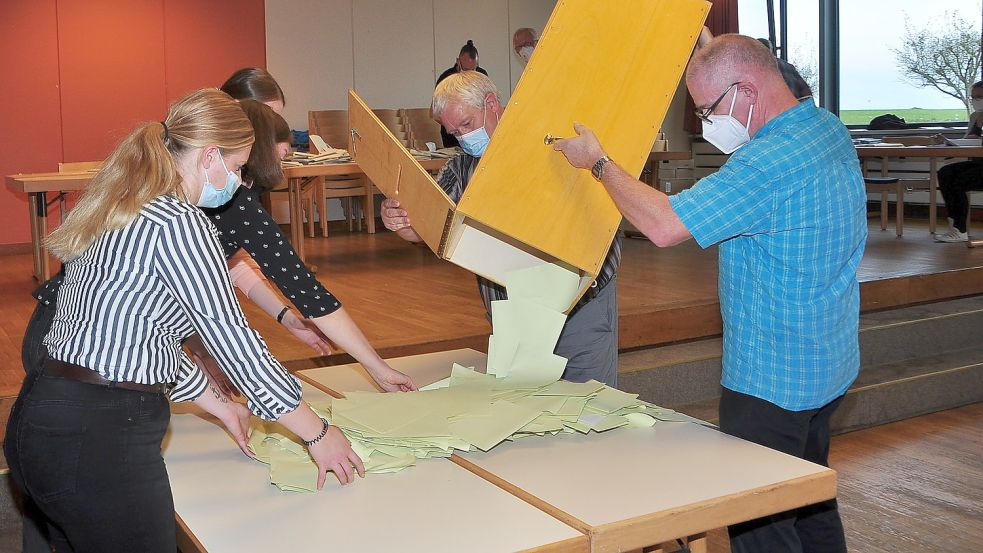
top-left (555, 277), bottom-right (619, 387)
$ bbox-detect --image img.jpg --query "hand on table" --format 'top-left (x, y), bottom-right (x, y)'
top-left (216, 398), bottom-right (256, 459)
top-left (309, 425), bottom-right (366, 487)
top-left (552, 123), bottom-right (607, 170)
top-left (368, 363), bottom-right (418, 392)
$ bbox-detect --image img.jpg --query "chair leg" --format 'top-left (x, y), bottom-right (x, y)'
top-left (320, 185), bottom-right (330, 238)
top-left (895, 183), bottom-right (904, 237)
top-left (966, 192), bottom-right (973, 236)
top-left (307, 200), bottom-right (316, 238)
top-left (880, 191), bottom-right (888, 231)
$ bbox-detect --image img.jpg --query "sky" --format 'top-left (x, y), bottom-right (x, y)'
top-left (738, 0), bottom-right (981, 111)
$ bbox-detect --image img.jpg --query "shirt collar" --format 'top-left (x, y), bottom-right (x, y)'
top-left (755, 99), bottom-right (816, 139)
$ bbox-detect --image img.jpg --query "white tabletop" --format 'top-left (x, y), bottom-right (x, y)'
top-left (296, 348), bottom-right (488, 394)
top-left (457, 423), bottom-right (835, 550)
top-left (164, 384), bottom-right (585, 553)
top-left (296, 350), bottom-right (837, 552)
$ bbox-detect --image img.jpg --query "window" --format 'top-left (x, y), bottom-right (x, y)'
top-left (739, 0), bottom-right (982, 127)
top-left (839, 0), bottom-right (981, 126)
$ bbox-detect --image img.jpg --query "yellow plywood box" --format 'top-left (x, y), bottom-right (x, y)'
top-left (348, 93), bottom-right (456, 253)
top-left (350, 0), bottom-right (709, 311)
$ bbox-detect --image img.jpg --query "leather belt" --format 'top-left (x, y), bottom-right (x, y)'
top-left (44, 359), bottom-right (169, 394)
top-left (571, 275), bottom-right (613, 314)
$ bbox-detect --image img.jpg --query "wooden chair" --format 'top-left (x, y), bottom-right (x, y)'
top-left (307, 109), bottom-right (372, 235)
top-left (400, 107), bottom-right (443, 151)
top-left (864, 176), bottom-right (907, 237)
top-left (862, 136), bottom-right (940, 237)
top-left (372, 109), bottom-right (411, 147)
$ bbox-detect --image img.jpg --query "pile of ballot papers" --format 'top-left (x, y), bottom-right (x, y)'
top-left (247, 263), bottom-right (705, 492)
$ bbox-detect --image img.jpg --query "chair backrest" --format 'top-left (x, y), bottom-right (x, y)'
top-left (308, 109), bottom-right (351, 152)
top-left (59, 160), bottom-right (102, 173)
top-left (400, 107), bottom-right (443, 150)
top-left (372, 109), bottom-right (410, 147)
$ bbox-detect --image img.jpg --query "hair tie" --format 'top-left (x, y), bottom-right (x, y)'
top-left (160, 121), bottom-right (169, 142)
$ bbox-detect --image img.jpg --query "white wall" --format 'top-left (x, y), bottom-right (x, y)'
top-left (266, 0), bottom-right (555, 129)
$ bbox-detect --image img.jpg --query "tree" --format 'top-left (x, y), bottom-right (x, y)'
top-left (894, 10), bottom-right (982, 118)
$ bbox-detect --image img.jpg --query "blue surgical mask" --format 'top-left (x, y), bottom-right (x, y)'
top-left (196, 151), bottom-right (241, 208)
top-left (458, 106), bottom-right (497, 157)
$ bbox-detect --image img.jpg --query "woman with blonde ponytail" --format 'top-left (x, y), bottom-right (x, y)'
top-left (5, 88), bottom-right (368, 553)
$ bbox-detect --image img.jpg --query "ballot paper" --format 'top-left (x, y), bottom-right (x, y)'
top-left (245, 265), bottom-right (711, 492)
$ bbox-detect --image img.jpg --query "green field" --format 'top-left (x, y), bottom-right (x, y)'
top-left (839, 108), bottom-right (968, 125)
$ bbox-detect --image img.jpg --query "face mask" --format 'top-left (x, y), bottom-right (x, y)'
top-left (458, 105), bottom-right (497, 157)
top-left (972, 98), bottom-right (983, 113)
top-left (518, 45), bottom-right (534, 63)
top-left (701, 90), bottom-right (754, 154)
top-left (196, 151), bottom-right (241, 208)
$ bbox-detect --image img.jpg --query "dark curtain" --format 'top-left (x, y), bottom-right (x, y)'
top-left (683, 0), bottom-right (741, 134)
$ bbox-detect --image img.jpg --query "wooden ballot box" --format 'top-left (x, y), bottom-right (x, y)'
top-left (350, 0), bottom-right (710, 311)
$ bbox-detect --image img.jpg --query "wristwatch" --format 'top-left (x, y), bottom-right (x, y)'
top-left (591, 155), bottom-right (612, 181)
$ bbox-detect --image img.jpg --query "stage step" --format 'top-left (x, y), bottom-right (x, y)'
top-left (620, 295), bottom-right (983, 434)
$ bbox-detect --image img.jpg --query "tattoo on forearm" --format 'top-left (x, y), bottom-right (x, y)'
top-left (210, 386), bottom-right (229, 403)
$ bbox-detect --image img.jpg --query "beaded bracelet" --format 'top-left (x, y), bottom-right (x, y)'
top-left (276, 306), bottom-right (289, 324)
top-left (303, 417), bottom-right (330, 447)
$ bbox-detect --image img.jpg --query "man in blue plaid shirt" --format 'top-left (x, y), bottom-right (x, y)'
top-left (554, 34), bottom-right (865, 553)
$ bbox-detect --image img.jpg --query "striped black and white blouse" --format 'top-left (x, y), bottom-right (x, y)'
top-left (44, 194), bottom-right (301, 420)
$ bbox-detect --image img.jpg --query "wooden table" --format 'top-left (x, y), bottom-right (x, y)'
top-left (855, 145), bottom-right (983, 234)
top-left (6, 159), bottom-right (447, 281)
top-left (165, 383), bottom-right (586, 553)
top-left (280, 158), bottom-right (446, 263)
top-left (297, 349), bottom-right (838, 553)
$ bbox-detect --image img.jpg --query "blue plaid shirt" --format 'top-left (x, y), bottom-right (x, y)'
top-left (670, 101), bottom-right (867, 411)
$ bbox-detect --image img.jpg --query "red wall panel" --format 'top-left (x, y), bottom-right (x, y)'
top-left (56, 0), bottom-right (168, 162)
top-left (0, 0), bottom-right (267, 246)
top-left (163, 0), bottom-right (267, 100)
top-left (0, 0), bottom-right (63, 245)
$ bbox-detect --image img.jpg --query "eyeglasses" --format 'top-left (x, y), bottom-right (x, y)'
top-left (694, 82), bottom-right (741, 123)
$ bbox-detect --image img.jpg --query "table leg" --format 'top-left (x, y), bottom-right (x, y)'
top-left (686, 533), bottom-right (708, 553)
top-left (929, 157), bottom-right (938, 234)
top-left (287, 177), bottom-right (306, 262)
top-left (28, 192), bottom-right (51, 282)
top-left (365, 184), bottom-right (376, 234)
top-left (28, 194), bottom-right (42, 281)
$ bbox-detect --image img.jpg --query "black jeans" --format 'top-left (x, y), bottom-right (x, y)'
top-left (4, 370), bottom-right (175, 553)
top-left (938, 159), bottom-right (983, 233)
top-left (18, 298), bottom-right (74, 552)
top-left (719, 387), bottom-right (848, 553)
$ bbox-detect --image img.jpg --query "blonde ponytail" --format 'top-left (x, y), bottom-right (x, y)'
top-left (47, 88), bottom-right (254, 261)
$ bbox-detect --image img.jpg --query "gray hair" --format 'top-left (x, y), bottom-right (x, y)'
top-left (688, 34), bottom-right (782, 90)
top-left (432, 71), bottom-right (501, 118)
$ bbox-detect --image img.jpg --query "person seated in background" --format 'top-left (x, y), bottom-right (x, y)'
top-left (512, 27), bottom-right (538, 63)
top-left (935, 80), bottom-right (983, 243)
top-left (381, 71), bottom-right (621, 388)
top-left (436, 40), bottom-right (487, 147)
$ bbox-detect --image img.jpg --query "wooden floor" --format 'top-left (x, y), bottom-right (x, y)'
top-left (4, 218), bottom-right (983, 395)
top-left (0, 218), bottom-right (981, 551)
top-left (702, 401), bottom-right (983, 553)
